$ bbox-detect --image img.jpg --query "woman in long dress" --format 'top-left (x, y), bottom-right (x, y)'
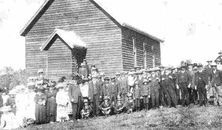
top-left (56, 82), bottom-right (70, 122)
top-left (46, 85), bottom-right (57, 123)
top-left (34, 89), bottom-right (47, 124)
top-left (15, 85), bottom-right (28, 127)
top-left (25, 82), bottom-right (36, 120)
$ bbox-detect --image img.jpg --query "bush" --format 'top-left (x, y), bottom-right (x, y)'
top-left (0, 67), bottom-right (28, 92)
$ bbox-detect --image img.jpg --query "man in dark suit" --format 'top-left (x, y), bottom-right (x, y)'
top-left (176, 66), bottom-right (191, 106)
top-left (68, 76), bottom-right (82, 120)
top-left (215, 51), bottom-right (222, 65)
top-left (211, 63), bottom-right (222, 105)
top-left (195, 64), bottom-right (208, 106)
top-left (91, 75), bottom-right (102, 116)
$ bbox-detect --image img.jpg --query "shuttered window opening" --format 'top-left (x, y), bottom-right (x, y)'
top-left (133, 37), bottom-right (137, 67)
top-left (143, 42), bottom-right (147, 69)
top-left (151, 45), bottom-right (154, 52)
top-left (152, 55), bottom-right (156, 68)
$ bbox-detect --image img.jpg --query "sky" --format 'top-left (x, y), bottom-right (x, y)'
top-left (0, 0), bottom-right (222, 70)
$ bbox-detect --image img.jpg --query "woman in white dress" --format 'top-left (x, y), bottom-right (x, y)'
top-left (25, 82), bottom-right (36, 120)
top-left (15, 85), bottom-right (28, 127)
top-left (0, 106), bottom-right (18, 129)
top-left (56, 82), bottom-right (70, 122)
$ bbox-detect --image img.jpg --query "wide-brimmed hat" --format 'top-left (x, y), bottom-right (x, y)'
top-left (100, 72), bottom-right (105, 76)
top-left (104, 77), bottom-right (110, 80)
top-left (111, 76), bottom-right (116, 80)
top-left (0, 106), bottom-right (12, 112)
top-left (82, 77), bottom-right (89, 81)
top-left (143, 79), bottom-right (149, 83)
top-left (211, 62), bottom-right (217, 67)
top-left (180, 66), bottom-right (187, 69)
top-left (134, 66), bottom-right (142, 69)
top-left (197, 63), bottom-right (203, 68)
top-left (37, 69), bottom-right (44, 74)
top-left (115, 72), bottom-right (120, 76)
top-left (127, 92), bottom-right (133, 97)
top-left (144, 69), bottom-right (152, 73)
top-left (83, 98), bottom-right (89, 103)
top-left (117, 95), bottom-right (122, 101)
top-left (104, 96), bottom-right (110, 100)
top-left (218, 50), bottom-right (222, 55)
top-left (81, 63), bottom-right (85, 66)
top-left (128, 72), bottom-right (134, 75)
top-left (91, 67), bottom-right (97, 71)
top-left (207, 60), bottom-right (212, 63)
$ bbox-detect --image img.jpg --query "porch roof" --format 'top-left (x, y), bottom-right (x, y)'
top-left (40, 29), bottom-right (87, 51)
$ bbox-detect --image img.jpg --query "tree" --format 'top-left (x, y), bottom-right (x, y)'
top-left (0, 67), bottom-right (28, 92)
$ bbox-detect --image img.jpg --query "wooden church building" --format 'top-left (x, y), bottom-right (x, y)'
top-left (20, 0), bottom-right (163, 80)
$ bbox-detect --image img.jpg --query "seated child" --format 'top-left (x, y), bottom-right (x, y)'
top-left (81, 98), bottom-right (92, 119)
top-left (114, 95), bottom-right (125, 114)
top-left (99, 96), bottom-right (112, 116)
top-left (125, 92), bottom-right (135, 114)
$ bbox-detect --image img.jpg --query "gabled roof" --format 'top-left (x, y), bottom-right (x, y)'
top-left (122, 23), bottom-right (164, 43)
top-left (40, 29), bottom-right (86, 51)
top-left (20, 0), bottom-right (54, 36)
top-left (20, 0), bottom-right (164, 43)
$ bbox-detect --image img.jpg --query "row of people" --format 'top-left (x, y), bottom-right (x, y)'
top-left (1, 59), bottom-right (221, 128)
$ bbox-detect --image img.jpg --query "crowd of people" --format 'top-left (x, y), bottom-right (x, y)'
top-left (0, 53), bottom-right (222, 128)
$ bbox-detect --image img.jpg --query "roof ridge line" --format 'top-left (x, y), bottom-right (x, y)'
top-left (122, 23), bottom-right (164, 43)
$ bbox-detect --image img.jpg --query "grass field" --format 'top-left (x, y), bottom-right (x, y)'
top-left (19, 105), bottom-right (222, 130)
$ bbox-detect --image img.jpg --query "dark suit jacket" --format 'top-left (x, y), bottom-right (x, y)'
top-left (68, 84), bottom-right (82, 103)
top-left (211, 70), bottom-right (222, 87)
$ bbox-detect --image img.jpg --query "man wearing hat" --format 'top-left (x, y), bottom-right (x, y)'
top-left (195, 64), bottom-right (208, 106)
top-left (134, 66), bottom-right (142, 72)
top-left (127, 72), bottom-right (136, 93)
top-left (91, 65), bottom-right (99, 78)
top-left (176, 66), bottom-right (191, 107)
top-left (150, 70), bottom-right (161, 108)
top-left (109, 76), bottom-right (118, 105)
top-left (159, 67), bottom-right (168, 107)
top-left (99, 96), bottom-right (112, 116)
top-left (81, 98), bottom-right (92, 119)
top-left (68, 75), bottom-right (82, 120)
top-left (113, 95), bottom-right (125, 114)
top-left (79, 62), bottom-right (89, 79)
top-left (116, 72), bottom-right (128, 103)
top-left (90, 74), bottom-right (102, 117)
top-left (133, 79), bottom-right (141, 111)
top-left (187, 64), bottom-right (197, 104)
top-left (205, 61), bottom-right (213, 87)
top-left (102, 77), bottom-right (111, 98)
top-left (210, 63), bottom-right (222, 105)
top-left (140, 79), bottom-right (150, 110)
top-left (161, 67), bottom-right (177, 107)
top-left (215, 51), bottom-right (222, 65)
top-left (125, 92), bottom-right (135, 113)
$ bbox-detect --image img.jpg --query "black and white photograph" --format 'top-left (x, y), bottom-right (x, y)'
top-left (0, 0), bottom-right (222, 129)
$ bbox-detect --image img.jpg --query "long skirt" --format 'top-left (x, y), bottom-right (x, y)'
top-left (1, 112), bottom-right (18, 129)
top-left (57, 105), bottom-right (70, 122)
top-left (35, 104), bottom-right (46, 124)
top-left (46, 98), bottom-right (57, 123)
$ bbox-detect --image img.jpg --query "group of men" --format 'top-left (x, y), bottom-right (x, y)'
top-left (1, 54), bottom-right (222, 128)
top-left (75, 56), bottom-right (222, 119)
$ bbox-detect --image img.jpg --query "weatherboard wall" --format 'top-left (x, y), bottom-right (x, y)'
top-left (121, 27), bottom-right (161, 71)
top-left (47, 37), bottom-right (73, 80)
top-left (25, 0), bottom-right (123, 77)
